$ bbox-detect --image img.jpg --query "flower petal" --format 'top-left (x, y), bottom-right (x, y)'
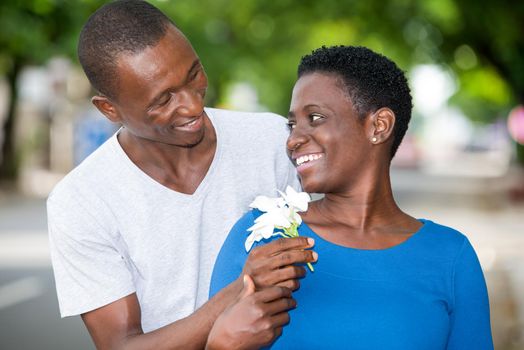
top-left (281, 186), bottom-right (311, 212)
top-left (245, 233), bottom-right (256, 251)
top-left (249, 196), bottom-right (282, 212)
top-left (266, 208), bottom-right (292, 228)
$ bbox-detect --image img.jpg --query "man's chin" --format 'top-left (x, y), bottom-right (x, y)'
top-left (178, 128), bottom-right (206, 148)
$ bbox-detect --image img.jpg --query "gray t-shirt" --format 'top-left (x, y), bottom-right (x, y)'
top-left (48, 108), bottom-right (299, 332)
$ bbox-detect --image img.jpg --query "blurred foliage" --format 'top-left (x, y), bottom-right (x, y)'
top-left (0, 0), bottom-right (523, 177)
top-left (155, 0), bottom-right (522, 121)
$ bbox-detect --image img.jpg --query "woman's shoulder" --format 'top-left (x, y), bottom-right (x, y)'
top-left (417, 219), bottom-right (472, 260)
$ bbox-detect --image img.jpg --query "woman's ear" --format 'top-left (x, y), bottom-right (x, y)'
top-left (368, 107), bottom-right (395, 144)
top-left (92, 95), bottom-right (122, 123)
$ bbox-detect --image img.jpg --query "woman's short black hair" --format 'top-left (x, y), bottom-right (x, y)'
top-left (78, 0), bottom-right (175, 99)
top-left (298, 45), bottom-right (413, 159)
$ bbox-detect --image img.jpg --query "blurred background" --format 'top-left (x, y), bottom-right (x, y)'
top-left (0, 0), bottom-right (523, 349)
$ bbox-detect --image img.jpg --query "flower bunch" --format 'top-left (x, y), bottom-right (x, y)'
top-left (245, 186), bottom-right (314, 271)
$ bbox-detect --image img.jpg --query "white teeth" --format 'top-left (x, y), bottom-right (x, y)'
top-left (296, 154), bottom-right (323, 166)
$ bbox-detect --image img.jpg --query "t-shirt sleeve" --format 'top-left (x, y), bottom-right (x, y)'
top-left (47, 190), bottom-right (135, 317)
top-left (447, 238), bottom-right (494, 349)
top-left (209, 211), bottom-right (255, 298)
top-left (269, 113), bottom-right (301, 193)
top-left (281, 159), bottom-right (302, 193)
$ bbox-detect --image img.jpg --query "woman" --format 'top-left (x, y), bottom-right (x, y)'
top-left (209, 46), bottom-right (493, 349)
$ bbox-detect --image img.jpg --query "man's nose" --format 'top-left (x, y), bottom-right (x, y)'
top-left (175, 89), bottom-right (204, 117)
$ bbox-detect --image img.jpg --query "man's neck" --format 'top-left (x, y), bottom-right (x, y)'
top-left (117, 116), bottom-right (217, 194)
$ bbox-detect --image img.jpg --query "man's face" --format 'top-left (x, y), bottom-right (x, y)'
top-left (105, 25), bottom-right (209, 147)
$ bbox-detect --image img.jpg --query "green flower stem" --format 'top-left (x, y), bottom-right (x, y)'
top-left (276, 223), bottom-right (315, 272)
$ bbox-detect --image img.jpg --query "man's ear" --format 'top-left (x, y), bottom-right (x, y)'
top-left (92, 95), bottom-right (122, 123)
top-left (368, 107), bottom-right (395, 144)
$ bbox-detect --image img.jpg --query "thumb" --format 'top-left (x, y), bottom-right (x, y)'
top-left (240, 274), bottom-right (256, 299)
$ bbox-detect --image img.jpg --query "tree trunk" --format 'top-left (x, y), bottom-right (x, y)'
top-left (0, 60), bottom-right (21, 180)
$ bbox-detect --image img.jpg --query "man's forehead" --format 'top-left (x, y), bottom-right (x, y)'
top-left (115, 27), bottom-right (196, 72)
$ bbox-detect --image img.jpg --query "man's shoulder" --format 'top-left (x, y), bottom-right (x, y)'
top-left (207, 108), bottom-right (289, 147)
top-left (207, 107), bottom-right (287, 129)
top-left (48, 136), bottom-right (119, 204)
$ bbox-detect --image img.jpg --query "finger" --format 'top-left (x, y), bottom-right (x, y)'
top-left (240, 274), bottom-right (256, 299)
top-left (252, 237), bottom-right (314, 257)
top-left (254, 286), bottom-right (292, 303)
top-left (256, 265), bottom-right (305, 288)
top-left (270, 311), bottom-right (291, 328)
top-left (274, 326), bottom-right (283, 339)
top-left (264, 297), bottom-right (296, 316)
top-left (269, 249), bottom-right (318, 269)
top-left (275, 279), bottom-right (300, 291)
top-left (277, 265), bottom-right (306, 281)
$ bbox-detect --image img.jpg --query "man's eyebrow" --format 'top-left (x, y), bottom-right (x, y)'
top-left (287, 111), bottom-right (295, 119)
top-left (147, 59), bottom-right (202, 110)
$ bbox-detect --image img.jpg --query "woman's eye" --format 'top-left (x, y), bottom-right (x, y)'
top-left (310, 113), bottom-right (324, 122)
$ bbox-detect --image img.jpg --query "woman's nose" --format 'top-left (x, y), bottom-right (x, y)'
top-left (287, 127), bottom-right (308, 152)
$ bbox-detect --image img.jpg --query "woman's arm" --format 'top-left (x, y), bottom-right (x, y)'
top-left (447, 238), bottom-right (494, 349)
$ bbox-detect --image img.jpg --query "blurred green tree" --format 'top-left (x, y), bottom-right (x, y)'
top-left (1, 0), bottom-right (522, 179)
top-left (0, 0), bottom-right (105, 179)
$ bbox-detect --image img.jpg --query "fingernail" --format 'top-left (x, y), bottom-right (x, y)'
top-left (312, 251), bottom-right (318, 261)
top-left (307, 238), bottom-right (315, 246)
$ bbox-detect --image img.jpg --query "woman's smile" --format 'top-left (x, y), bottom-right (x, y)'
top-left (294, 153), bottom-right (325, 173)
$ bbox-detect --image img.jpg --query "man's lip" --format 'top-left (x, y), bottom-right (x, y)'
top-left (174, 115), bottom-right (202, 128)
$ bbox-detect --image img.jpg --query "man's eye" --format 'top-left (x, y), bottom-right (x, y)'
top-left (190, 68), bottom-right (201, 81)
top-left (157, 94), bottom-right (172, 107)
top-left (287, 122), bottom-right (296, 130)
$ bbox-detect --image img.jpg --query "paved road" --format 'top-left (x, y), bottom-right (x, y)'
top-left (0, 194), bottom-right (93, 350)
top-left (1, 170), bottom-right (523, 349)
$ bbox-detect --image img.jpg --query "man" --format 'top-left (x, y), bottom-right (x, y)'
top-left (47, 1), bottom-right (316, 349)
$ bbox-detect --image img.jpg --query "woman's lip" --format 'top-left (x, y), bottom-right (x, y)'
top-left (295, 155), bottom-right (324, 173)
top-left (294, 153), bottom-right (324, 165)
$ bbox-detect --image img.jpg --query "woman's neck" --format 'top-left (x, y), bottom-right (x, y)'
top-left (310, 172), bottom-right (403, 230)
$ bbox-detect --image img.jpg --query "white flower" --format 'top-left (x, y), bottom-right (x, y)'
top-left (278, 186), bottom-right (311, 212)
top-left (245, 206), bottom-right (292, 251)
top-left (245, 187), bottom-right (311, 252)
top-left (244, 187), bottom-right (315, 272)
top-left (249, 195), bottom-right (284, 212)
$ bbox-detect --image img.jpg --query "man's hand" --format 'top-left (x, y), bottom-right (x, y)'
top-left (206, 275), bottom-right (295, 350)
top-left (243, 237), bottom-right (317, 290)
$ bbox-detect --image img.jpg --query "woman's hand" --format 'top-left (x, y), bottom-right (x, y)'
top-left (243, 237), bottom-right (317, 290)
top-left (206, 275), bottom-right (295, 350)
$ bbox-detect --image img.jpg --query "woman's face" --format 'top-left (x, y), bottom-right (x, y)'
top-left (287, 72), bottom-right (373, 194)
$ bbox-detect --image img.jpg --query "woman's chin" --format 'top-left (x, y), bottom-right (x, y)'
top-left (300, 179), bottom-right (324, 194)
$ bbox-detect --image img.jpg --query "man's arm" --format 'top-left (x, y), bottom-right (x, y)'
top-left (81, 237), bottom-right (316, 349)
top-left (82, 280), bottom-right (240, 350)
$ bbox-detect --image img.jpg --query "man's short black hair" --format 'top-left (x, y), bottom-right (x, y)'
top-left (78, 0), bottom-right (175, 99)
top-left (297, 46), bottom-right (413, 159)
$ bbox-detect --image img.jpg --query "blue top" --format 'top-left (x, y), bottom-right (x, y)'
top-left (209, 210), bottom-right (493, 350)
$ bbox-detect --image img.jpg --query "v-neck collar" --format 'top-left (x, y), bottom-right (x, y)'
top-left (110, 107), bottom-right (223, 201)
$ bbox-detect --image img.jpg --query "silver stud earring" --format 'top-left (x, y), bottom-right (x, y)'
top-left (371, 137), bottom-right (378, 143)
